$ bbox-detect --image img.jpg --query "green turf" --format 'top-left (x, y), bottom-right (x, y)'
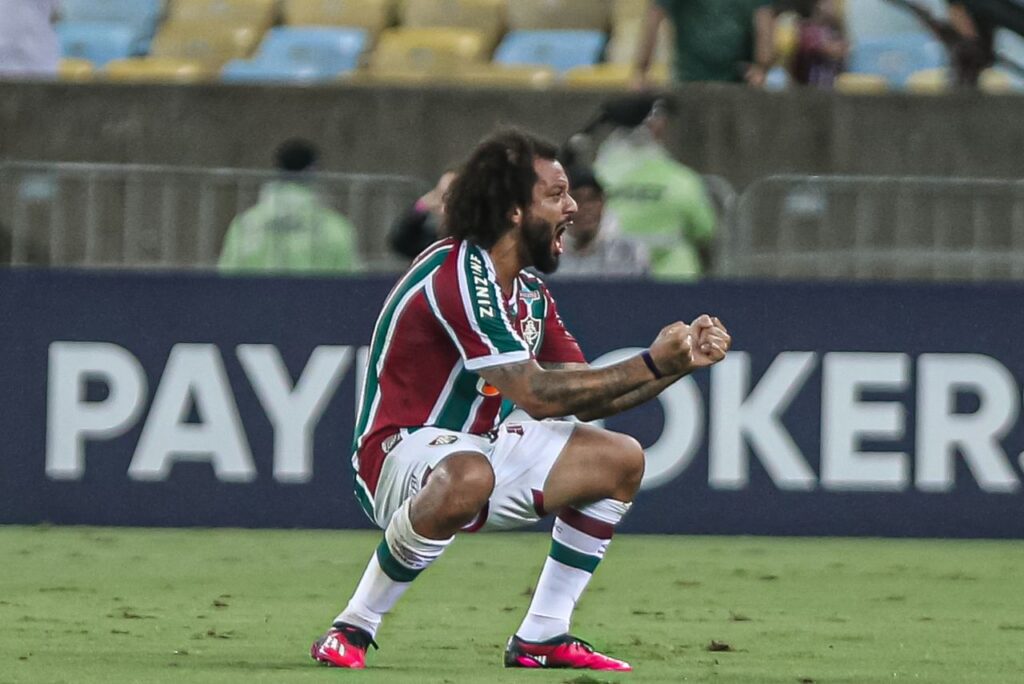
top-left (1, 526), bottom-right (1022, 683)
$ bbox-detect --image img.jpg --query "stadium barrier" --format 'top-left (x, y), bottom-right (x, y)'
top-left (3, 269), bottom-right (1024, 538)
top-left (0, 162), bottom-right (428, 271)
top-left (720, 175), bottom-right (1024, 281)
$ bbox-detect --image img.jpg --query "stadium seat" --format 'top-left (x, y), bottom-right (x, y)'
top-left (369, 28), bottom-right (490, 73)
top-left (400, 0), bottom-right (505, 47)
top-left (168, 0), bottom-right (278, 30)
top-left (150, 22), bottom-right (264, 67)
top-left (563, 62), bottom-right (668, 89)
top-left (450, 64), bottom-right (556, 88)
top-left (56, 21), bottom-right (137, 67)
top-left (605, 17), bottom-right (672, 66)
top-left (221, 27), bottom-right (367, 82)
top-left (834, 72), bottom-right (889, 94)
top-left (506, 0), bottom-right (609, 31)
top-left (58, 57), bottom-right (95, 81)
top-left (104, 56), bottom-right (213, 82)
top-left (494, 30), bottom-right (607, 74)
top-left (979, 67), bottom-right (1024, 94)
top-left (59, 0), bottom-right (164, 52)
top-left (281, 0), bottom-right (394, 39)
top-left (906, 67), bottom-right (950, 93)
top-left (848, 32), bottom-right (948, 88)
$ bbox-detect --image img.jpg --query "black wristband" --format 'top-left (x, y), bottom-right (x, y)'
top-left (641, 350), bottom-right (663, 379)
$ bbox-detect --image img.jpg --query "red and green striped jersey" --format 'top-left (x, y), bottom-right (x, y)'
top-left (353, 238), bottom-right (585, 496)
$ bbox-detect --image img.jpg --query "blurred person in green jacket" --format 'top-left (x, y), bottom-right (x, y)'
top-left (631, 0), bottom-right (776, 88)
top-left (593, 96), bottom-right (716, 281)
top-left (219, 139), bottom-right (362, 275)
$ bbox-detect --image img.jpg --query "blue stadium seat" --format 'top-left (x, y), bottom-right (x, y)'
top-left (848, 32), bottom-right (948, 88)
top-left (221, 27), bottom-right (368, 82)
top-left (493, 30), bottom-right (606, 73)
top-left (57, 21), bottom-right (137, 66)
top-left (59, 0), bottom-right (164, 53)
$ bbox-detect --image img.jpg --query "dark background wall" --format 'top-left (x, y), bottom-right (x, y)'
top-left (2, 81), bottom-right (1022, 187)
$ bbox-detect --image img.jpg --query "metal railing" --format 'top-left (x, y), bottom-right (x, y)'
top-left (0, 162), bottom-right (429, 271)
top-left (719, 175), bottom-right (1024, 281)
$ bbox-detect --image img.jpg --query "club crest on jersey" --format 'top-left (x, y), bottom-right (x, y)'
top-left (521, 315), bottom-right (541, 350)
top-left (429, 434), bottom-right (459, 446)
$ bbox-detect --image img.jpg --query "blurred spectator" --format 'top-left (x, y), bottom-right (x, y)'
top-left (946, 1), bottom-right (997, 85)
top-left (389, 169), bottom-right (457, 261)
top-left (219, 139), bottom-right (362, 275)
top-left (892, 0), bottom-right (996, 85)
top-left (632, 0), bottom-right (776, 88)
top-left (593, 96), bottom-right (717, 281)
top-left (0, 0), bottom-right (60, 78)
top-left (787, 0), bottom-right (848, 87)
top-left (551, 167), bottom-right (649, 279)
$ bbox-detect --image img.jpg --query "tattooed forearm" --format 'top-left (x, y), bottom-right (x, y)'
top-left (481, 357), bottom-right (654, 419)
top-left (574, 372), bottom-right (685, 421)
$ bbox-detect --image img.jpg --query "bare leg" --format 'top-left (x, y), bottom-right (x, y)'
top-left (409, 451), bottom-right (494, 539)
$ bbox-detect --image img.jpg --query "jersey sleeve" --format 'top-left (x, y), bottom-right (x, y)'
top-left (425, 241), bottom-right (531, 371)
top-left (537, 286), bottom-right (586, 365)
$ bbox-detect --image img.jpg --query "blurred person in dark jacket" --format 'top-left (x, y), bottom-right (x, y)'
top-left (389, 169), bottom-right (457, 261)
top-left (786, 0), bottom-right (848, 87)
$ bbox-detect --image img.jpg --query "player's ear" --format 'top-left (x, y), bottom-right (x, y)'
top-left (510, 206), bottom-right (523, 228)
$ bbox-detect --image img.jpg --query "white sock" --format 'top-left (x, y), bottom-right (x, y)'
top-left (335, 499), bottom-right (453, 638)
top-left (516, 498), bottom-right (631, 642)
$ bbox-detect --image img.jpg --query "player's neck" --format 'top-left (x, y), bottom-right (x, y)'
top-left (486, 233), bottom-right (525, 297)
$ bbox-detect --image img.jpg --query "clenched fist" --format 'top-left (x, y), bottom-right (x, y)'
top-left (687, 314), bottom-right (731, 369)
top-left (648, 315), bottom-right (731, 377)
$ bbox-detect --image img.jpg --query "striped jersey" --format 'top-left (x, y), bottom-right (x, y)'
top-left (352, 238), bottom-right (585, 498)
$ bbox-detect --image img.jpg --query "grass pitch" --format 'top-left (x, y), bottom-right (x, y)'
top-left (1, 526), bottom-right (1022, 683)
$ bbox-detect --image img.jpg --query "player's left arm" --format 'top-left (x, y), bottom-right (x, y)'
top-left (543, 316), bottom-right (731, 421)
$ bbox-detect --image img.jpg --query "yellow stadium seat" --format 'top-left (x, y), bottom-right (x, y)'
top-left (835, 72), bottom-right (889, 94)
top-left (282, 0), bottom-right (394, 37)
top-left (400, 0), bottom-right (505, 46)
top-left (169, 0), bottom-right (278, 29)
top-left (906, 68), bottom-right (950, 94)
top-left (979, 68), bottom-right (1017, 93)
top-left (150, 22), bottom-right (264, 67)
top-left (563, 62), bottom-right (668, 89)
top-left (369, 27), bottom-right (490, 73)
top-left (104, 57), bottom-right (214, 83)
top-left (605, 16), bottom-right (672, 65)
top-left (450, 64), bottom-right (556, 88)
top-left (506, 0), bottom-right (609, 31)
top-left (58, 58), bottom-right (95, 81)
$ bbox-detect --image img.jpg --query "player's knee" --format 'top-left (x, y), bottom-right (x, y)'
top-left (436, 452), bottom-right (494, 512)
top-left (616, 434), bottom-right (645, 495)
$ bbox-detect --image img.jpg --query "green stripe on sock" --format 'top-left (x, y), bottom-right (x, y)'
top-left (376, 539), bottom-right (422, 583)
top-left (549, 539), bottom-right (600, 574)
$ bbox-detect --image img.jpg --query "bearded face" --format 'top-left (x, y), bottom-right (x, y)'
top-left (520, 210), bottom-right (567, 274)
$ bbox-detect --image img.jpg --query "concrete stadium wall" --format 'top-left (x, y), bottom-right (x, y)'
top-left (2, 81), bottom-right (1023, 188)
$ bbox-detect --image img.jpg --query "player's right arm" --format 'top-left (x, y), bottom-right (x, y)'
top-left (477, 321), bottom-right (696, 420)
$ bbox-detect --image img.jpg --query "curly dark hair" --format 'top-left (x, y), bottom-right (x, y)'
top-left (444, 128), bottom-right (559, 249)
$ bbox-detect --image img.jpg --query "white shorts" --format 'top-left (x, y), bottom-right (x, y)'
top-left (370, 420), bottom-right (577, 532)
